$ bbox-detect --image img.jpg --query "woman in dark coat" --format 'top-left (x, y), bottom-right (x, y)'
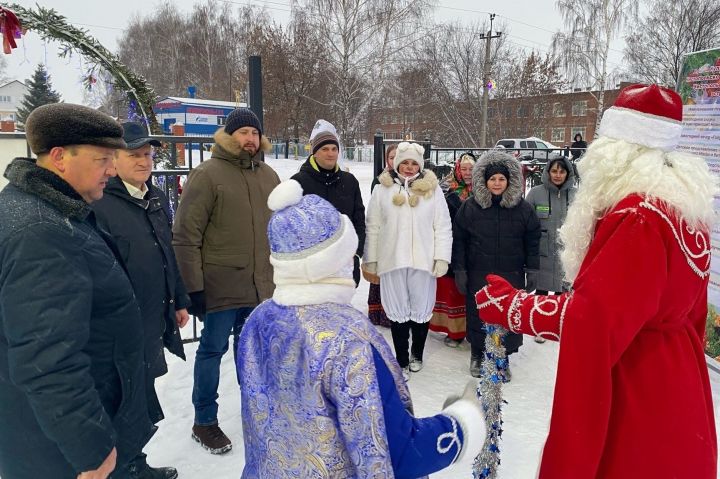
top-left (452, 150), bottom-right (541, 378)
top-left (430, 152), bottom-right (476, 347)
top-left (570, 133), bottom-right (588, 161)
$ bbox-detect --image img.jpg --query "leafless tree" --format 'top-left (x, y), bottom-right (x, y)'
top-left (82, 69), bottom-right (127, 119)
top-left (297, 0), bottom-right (431, 146)
top-left (624, 0), bottom-right (720, 89)
top-left (551, 0), bottom-right (638, 134)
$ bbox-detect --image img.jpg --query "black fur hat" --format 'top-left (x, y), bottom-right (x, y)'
top-left (25, 103), bottom-right (126, 154)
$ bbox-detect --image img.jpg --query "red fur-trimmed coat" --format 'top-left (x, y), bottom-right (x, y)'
top-left (476, 194), bottom-right (717, 478)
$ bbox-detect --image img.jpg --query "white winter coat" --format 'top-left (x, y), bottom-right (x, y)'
top-left (364, 169), bottom-right (452, 275)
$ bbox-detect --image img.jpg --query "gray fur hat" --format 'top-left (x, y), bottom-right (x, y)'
top-left (25, 103), bottom-right (127, 154)
top-left (472, 150), bottom-right (524, 209)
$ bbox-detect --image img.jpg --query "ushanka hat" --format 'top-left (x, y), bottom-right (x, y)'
top-left (266, 180), bottom-right (358, 284)
top-left (597, 83), bottom-right (683, 151)
top-left (25, 103), bottom-right (126, 154)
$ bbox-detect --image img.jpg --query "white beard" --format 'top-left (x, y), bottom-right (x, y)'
top-left (559, 137), bottom-right (718, 283)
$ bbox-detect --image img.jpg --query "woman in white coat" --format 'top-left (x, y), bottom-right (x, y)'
top-left (364, 142), bottom-right (452, 378)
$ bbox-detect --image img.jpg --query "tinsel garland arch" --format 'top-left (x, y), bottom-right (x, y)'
top-left (2, 3), bottom-right (159, 132)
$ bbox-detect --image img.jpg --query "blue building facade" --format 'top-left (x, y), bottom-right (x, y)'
top-left (154, 97), bottom-right (247, 136)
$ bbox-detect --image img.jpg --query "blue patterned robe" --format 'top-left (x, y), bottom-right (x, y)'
top-left (238, 300), bottom-right (454, 478)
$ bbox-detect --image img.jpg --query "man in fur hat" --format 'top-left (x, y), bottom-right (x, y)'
top-left (172, 107), bottom-right (280, 454)
top-left (475, 84), bottom-right (718, 477)
top-left (0, 103), bottom-right (153, 478)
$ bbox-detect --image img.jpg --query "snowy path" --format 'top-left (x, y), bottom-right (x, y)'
top-left (145, 157), bottom-right (720, 478)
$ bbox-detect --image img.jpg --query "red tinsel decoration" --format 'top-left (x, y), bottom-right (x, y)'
top-left (0, 7), bottom-right (23, 54)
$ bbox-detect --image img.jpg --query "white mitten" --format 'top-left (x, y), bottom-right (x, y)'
top-left (441, 380), bottom-right (486, 465)
top-left (432, 260), bottom-right (449, 277)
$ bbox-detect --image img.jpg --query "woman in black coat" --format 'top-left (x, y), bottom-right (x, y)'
top-left (452, 150), bottom-right (541, 379)
top-left (570, 133), bottom-right (588, 161)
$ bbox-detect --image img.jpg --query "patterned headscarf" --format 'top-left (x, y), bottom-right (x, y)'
top-left (446, 153), bottom-right (476, 200)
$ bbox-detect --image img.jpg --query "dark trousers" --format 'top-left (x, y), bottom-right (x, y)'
top-left (390, 321), bottom-right (429, 368)
top-left (466, 293), bottom-right (523, 358)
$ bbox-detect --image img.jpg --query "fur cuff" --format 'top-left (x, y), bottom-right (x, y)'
top-left (441, 398), bottom-right (486, 468)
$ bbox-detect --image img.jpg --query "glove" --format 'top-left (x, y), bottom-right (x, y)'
top-left (525, 269), bottom-right (539, 292)
top-left (363, 261), bottom-right (377, 275)
top-left (441, 380), bottom-right (486, 463)
top-left (361, 264), bottom-right (380, 285)
top-left (454, 270), bottom-right (467, 295)
top-left (352, 256), bottom-right (361, 287)
top-left (432, 259), bottom-right (449, 278)
top-left (187, 291), bottom-right (206, 317)
top-left (474, 274), bottom-right (517, 327)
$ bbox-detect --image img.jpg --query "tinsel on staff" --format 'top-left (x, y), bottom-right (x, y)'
top-left (472, 324), bottom-right (509, 479)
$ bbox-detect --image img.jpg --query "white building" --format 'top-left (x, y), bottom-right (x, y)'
top-left (0, 80), bottom-right (28, 123)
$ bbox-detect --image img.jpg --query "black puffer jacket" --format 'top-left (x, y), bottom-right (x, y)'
top-left (0, 158), bottom-right (153, 478)
top-left (453, 150), bottom-right (541, 294)
top-left (291, 156), bottom-right (366, 282)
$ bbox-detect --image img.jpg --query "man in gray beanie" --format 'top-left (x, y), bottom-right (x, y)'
top-left (0, 103), bottom-right (153, 479)
top-left (173, 106), bottom-right (280, 454)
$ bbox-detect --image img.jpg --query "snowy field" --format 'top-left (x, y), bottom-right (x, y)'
top-left (146, 156), bottom-right (720, 478)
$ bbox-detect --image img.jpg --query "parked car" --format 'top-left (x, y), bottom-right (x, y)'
top-left (495, 137), bottom-right (560, 160)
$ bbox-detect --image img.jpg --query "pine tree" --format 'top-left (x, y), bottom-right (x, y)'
top-left (16, 64), bottom-right (62, 127)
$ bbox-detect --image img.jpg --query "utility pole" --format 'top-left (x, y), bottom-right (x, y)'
top-left (479, 13), bottom-right (501, 148)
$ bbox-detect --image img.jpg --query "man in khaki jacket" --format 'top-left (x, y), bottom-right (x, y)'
top-left (172, 107), bottom-right (279, 454)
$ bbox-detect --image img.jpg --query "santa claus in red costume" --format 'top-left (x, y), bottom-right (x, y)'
top-left (475, 83), bottom-right (718, 478)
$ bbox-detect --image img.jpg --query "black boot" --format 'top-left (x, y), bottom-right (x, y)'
top-left (127, 454), bottom-right (178, 479)
top-left (469, 356), bottom-right (482, 378)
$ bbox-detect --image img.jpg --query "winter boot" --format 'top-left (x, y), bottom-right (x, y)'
top-left (401, 366), bottom-right (411, 381)
top-left (192, 423), bottom-right (232, 454)
top-left (469, 356), bottom-right (482, 378)
top-left (503, 363), bottom-right (512, 383)
top-left (126, 454), bottom-right (178, 479)
top-left (444, 337), bottom-right (463, 348)
top-left (409, 356), bottom-right (423, 372)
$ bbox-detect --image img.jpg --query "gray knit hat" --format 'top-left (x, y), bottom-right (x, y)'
top-left (25, 103), bottom-right (127, 154)
top-left (224, 107), bottom-right (262, 136)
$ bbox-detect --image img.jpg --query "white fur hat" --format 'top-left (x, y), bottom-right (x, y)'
top-left (393, 141), bottom-right (425, 173)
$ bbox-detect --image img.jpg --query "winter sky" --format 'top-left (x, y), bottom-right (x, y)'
top-left (5, 0), bottom-right (629, 104)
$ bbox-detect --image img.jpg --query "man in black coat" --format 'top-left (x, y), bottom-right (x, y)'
top-left (291, 119), bottom-right (365, 285)
top-left (0, 104), bottom-right (153, 479)
top-left (93, 122), bottom-right (190, 479)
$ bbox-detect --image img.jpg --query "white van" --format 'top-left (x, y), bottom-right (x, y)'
top-left (494, 137), bottom-right (559, 159)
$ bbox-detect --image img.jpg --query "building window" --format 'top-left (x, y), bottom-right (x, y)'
top-left (0, 95), bottom-right (11, 102)
top-left (534, 128), bottom-right (546, 139)
top-left (571, 127), bottom-right (586, 140)
top-left (553, 102), bottom-right (565, 117)
top-left (552, 127), bottom-right (565, 143)
top-left (533, 104), bottom-right (545, 119)
top-left (517, 105), bottom-right (529, 118)
top-left (572, 101), bottom-right (587, 116)
top-left (217, 116), bottom-right (227, 126)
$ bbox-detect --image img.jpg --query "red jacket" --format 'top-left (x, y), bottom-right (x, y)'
top-left (476, 194), bottom-right (717, 478)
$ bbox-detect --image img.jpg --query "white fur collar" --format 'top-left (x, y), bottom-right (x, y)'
top-left (559, 137), bottom-right (718, 282)
top-left (273, 283), bottom-right (356, 306)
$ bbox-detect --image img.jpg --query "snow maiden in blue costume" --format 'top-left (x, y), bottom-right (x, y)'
top-left (237, 179), bottom-right (485, 478)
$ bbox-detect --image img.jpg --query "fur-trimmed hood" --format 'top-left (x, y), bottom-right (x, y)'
top-left (472, 150), bottom-right (524, 209)
top-left (211, 127), bottom-right (272, 168)
top-left (559, 136), bottom-right (719, 282)
top-left (378, 168), bottom-right (438, 207)
top-left (3, 157), bottom-right (91, 220)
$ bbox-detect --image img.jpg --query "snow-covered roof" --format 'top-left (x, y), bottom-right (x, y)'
top-left (156, 96), bottom-right (247, 109)
top-left (0, 80), bottom-right (26, 90)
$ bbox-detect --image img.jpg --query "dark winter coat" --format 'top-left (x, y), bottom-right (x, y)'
top-left (452, 151), bottom-right (541, 353)
top-left (173, 129), bottom-right (280, 313)
top-left (292, 156), bottom-right (366, 283)
top-left (0, 158), bottom-right (153, 478)
top-left (525, 156), bottom-right (577, 292)
top-left (93, 177), bottom-right (190, 423)
top-left (570, 139), bottom-right (588, 160)
top-left (453, 151), bottom-right (541, 293)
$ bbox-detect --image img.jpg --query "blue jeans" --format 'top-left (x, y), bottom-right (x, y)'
top-left (192, 307), bottom-right (253, 425)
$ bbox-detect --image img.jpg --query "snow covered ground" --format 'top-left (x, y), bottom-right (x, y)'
top-left (145, 156), bottom-right (720, 478)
